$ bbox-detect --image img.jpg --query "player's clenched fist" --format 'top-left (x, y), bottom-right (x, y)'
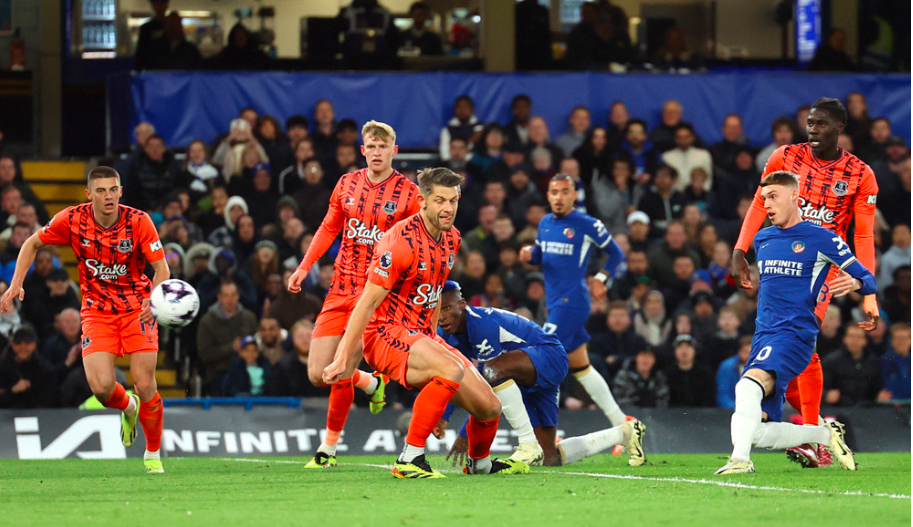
top-left (287, 268), bottom-right (308, 293)
top-left (0, 283), bottom-right (23, 313)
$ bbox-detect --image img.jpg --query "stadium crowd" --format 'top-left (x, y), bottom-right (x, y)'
top-left (0, 92), bottom-right (909, 412)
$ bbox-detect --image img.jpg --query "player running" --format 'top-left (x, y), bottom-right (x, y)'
top-left (0, 166), bottom-right (169, 474)
top-left (716, 171), bottom-right (873, 475)
top-left (436, 281), bottom-right (646, 468)
top-left (287, 120), bottom-right (420, 468)
top-left (323, 168), bottom-right (528, 479)
top-left (732, 97), bottom-right (879, 468)
top-left (519, 174), bottom-right (629, 427)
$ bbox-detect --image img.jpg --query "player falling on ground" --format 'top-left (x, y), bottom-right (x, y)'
top-left (519, 174), bottom-right (629, 427)
top-left (0, 166), bottom-right (170, 473)
top-left (715, 170), bottom-right (874, 475)
top-left (732, 97), bottom-right (879, 468)
top-left (436, 281), bottom-right (646, 467)
top-left (287, 120), bottom-right (420, 468)
top-left (323, 167), bottom-right (528, 479)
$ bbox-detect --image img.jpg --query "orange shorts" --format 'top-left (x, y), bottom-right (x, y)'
top-left (81, 309), bottom-right (158, 358)
top-left (813, 266), bottom-right (839, 321)
top-left (312, 291), bottom-right (359, 339)
top-left (363, 324), bottom-right (471, 390)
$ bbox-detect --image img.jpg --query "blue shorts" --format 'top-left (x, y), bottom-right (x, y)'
top-left (743, 334), bottom-right (814, 422)
top-left (521, 385), bottom-right (560, 428)
top-left (544, 304), bottom-right (590, 352)
top-left (524, 342), bottom-right (569, 391)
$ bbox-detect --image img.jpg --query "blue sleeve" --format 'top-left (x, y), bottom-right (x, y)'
top-left (458, 415), bottom-right (469, 439)
top-left (441, 402), bottom-right (457, 422)
top-left (601, 238), bottom-right (626, 278)
top-left (530, 241), bottom-right (542, 266)
top-left (843, 260), bottom-right (877, 296)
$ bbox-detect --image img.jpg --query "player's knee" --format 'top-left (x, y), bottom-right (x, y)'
top-left (436, 358), bottom-right (465, 384)
top-left (133, 377), bottom-right (157, 399)
top-left (475, 395), bottom-right (501, 421)
top-left (87, 375), bottom-right (115, 401)
top-left (481, 364), bottom-right (508, 387)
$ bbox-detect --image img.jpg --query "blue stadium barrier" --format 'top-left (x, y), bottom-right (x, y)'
top-left (125, 71), bottom-right (911, 151)
top-left (163, 397), bottom-right (302, 411)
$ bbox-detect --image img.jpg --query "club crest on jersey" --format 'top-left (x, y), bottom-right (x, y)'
top-left (447, 253), bottom-right (454, 269)
top-left (117, 239), bottom-right (133, 253)
top-left (792, 240), bottom-right (806, 253)
top-left (379, 251), bottom-right (393, 269)
top-left (563, 228), bottom-right (575, 239)
top-left (833, 180), bottom-right (848, 196)
top-left (383, 200), bottom-right (397, 214)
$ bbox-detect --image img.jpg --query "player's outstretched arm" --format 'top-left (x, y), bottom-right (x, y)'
top-left (0, 233), bottom-right (45, 313)
top-left (731, 188), bottom-right (768, 287)
top-left (323, 281), bottom-right (390, 384)
top-left (289, 181), bottom-right (347, 293)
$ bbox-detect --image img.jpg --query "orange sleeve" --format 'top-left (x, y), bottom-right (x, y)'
top-left (137, 212), bottom-right (165, 262)
top-left (297, 179), bottom-right (347, 272)
top-left (852, 165), bottom-right (879, 274)
top-left (37, 209), bottom-right (72, 246)
top-left (734, 146), bottom-right (786, 253)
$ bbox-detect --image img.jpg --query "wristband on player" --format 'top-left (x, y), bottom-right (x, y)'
top-left (594, 271), bottom-right (610, 286)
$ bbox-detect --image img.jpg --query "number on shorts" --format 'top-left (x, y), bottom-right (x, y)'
top-left (543, 322), bottom-right (558, 334)
top-left (756, 346), bottom-right (772, 361)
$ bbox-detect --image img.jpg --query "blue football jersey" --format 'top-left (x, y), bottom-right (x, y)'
top-left (440, 306), bottom-right (564, 362)
top-left (754, 221), bottom-right (876, 342)
top-left (530, 210), bottom-right (624, 310)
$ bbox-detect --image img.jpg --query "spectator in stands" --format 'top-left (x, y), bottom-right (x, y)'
top-left (254, 316), bottom-right (286, 366)
top-left (39, 307), bottom-right (81, 382)
top-left (877, 149), bottom-right (909, 227)
top-left (469, 272), bottom-right (511, 310)
top-left (268, 269), bottom-right (321, 330)
top-left (633, 290), bottom-right (670, 348)
top-left (706, 306), bottom-right (743, 370)
top-left (207, 194), bottom-right (247, 250)
top-left (872, 136), bottom-right (909, 193)
top-left (665, 334), bottom-right (715, 407)
top-left (617, 119), bottom-right (659, 182)
top-left (566, 2), bottom-right (631, 70)
top-left (555, 106), bottom-right (591, 158)
top-left (279, 139), bottom-right (317, 195)
top-left (650, 99), bottom-right (703, 154)
top-left (708, 114), bottom-right (749, 171)
top-left (497, 240), bottom-right (527, 305)
top-left (879, 224), bottom-right (911, 291)
top-left (524, 117), bottom-right (564, 170)
top-left (439, 95), bottom-right (484, 161)
top-left (516, 200), bottom-right (546, 244)
top-left (879, 323), bottom-right (911, 401)
top-left (823, 325), bottom-right (882, 406)
top-left (287, 159), bottom-right (332, 228)
top-left (844, 92), bottom-right (872, 150)
top-left (590, 301), bottom-right (648, 378)
top-left (276, 216), bottom-right (305, 265)
top-left (285, 115), bottom-right (309, 151)
top-left (755, 117), bottom-right (797, 172)
top-left (505, 166), bottom-right (543, 231)
top-left (19, 247), bottom-right (56, 316)
top-left (213, 118), bottom-right (268, 182)
top-left (646, 221), bottom-right (700, 285)
top-left (604, 101), bottom-right (629, 149)
top-left (0, 202), bottom-right (38, 245)
top-left (247, 240), bottom-right (279, 299)
top-left (715, 146), bottom-right (760, 220)
top-left (399, 2), bottom-right (443, 56)
top-left (564, 1), bottom-right (597, 69)
top-left (0, 326), bottom-right (58, 408)
top-left (255, 115), bottom-right (292, 177)
top-left (715, 335), bottom-right (752, 409)
top-left (0, 155), bottom-right (48, 224)
top-left (0, 185), bottom-right (21, 231)
top-left (160, 197), bottom-right (204, 246)
top-left (624, 211), bottom-right (651, 252)
top-left (181, 139), bottom-right (220, 206)
top-left (857, 117), bottom-right (892, 164)
top-left (0, 281), bottom-right (23, 344)
top-left (662, 124), bottom-right (712, 192)
top-left (223, 335), bottom-right (272, 397)
top-left (652, 26), bottom-right (703, 71)
top-left (591, 156), bottom-right (640, 235)
top-left (472, 123), bottom-right (505, 174)
top-left (336, 0), bottom-right (399, 70)
top-left (638, 165), bottom-right (687, 237)
top-left (311, 100), bottom-right (337, 161)
top-left (230, 214), bottom-right (259, 266)
top-left (572, 126), bottom-right (611, 187)
top-left (613, 347), bottom-right (669, 408)
top-left (515, 0), bottom-right (552, 70)
top-left (211, 22), bottom-right (270, 70)
top-left (124, 134), bottom-right (186, 212)
top-left (144, 12), bottom-right (201, 70)
top-left (134, 0), bottom-right (169, 71)
top-left (881, 265), bottom-right (911, 326)
top-left (505, 94), bottom-right (533, 147)
top-left (20, 268), bottom-right (79, 336)
top-left (270, 320), bottom-right (330, 397)
top-left (243, 164), bottom-right (280, 230)
top-left (0, 223), bottom-right (31, 281)
top-left (485, 140), bottom-right (527, 184)
top-left (197, 248), bottom-right (259, 313)
top-left (258, 273), bottom-right (283, 318)
top-left (808, 28), bottom-right (855, 72)
top-left (197, 281), bottom-right (259, 396)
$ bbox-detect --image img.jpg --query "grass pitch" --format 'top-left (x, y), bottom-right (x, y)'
top-left (0, 453), bottom-right (909, 527)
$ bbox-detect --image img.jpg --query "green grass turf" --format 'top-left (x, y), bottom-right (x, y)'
top-left (0, 453), bottom-right (909, 527)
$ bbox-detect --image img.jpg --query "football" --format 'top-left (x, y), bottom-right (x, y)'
top-left (149, 279), bottom-right (200, 328)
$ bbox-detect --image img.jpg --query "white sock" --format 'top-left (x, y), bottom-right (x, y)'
top-left (493, 380), bottom-right (538, 447)
top-left (362, 372), bottom-right (379, 396)
top-left (467, 455), bottom-right (492, 474)
top-left (575, 366), bottom-right (626, 426)
top-left (754, 423), bottom-right (830, 449)
top-left (125, 395), bottom-right (137, 417)
top-left (399, 443), bottom-right (424, 463)
top-left (558, 426), bottom-right (625, 465)
top-left (730, 378), bottom-right (764, 461)
top-left (144, 449), bottom-right (160, 460)
top-left (317, 442), bottom-right (337, 457)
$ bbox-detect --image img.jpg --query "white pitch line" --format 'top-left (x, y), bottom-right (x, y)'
top-left (214, 458), bottom-right (910, 499)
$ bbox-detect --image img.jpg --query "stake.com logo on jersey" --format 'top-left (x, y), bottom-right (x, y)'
top-left (412, 284), bottom-right (442, 307)
top-left (85, 259), bottom-right (128, 280)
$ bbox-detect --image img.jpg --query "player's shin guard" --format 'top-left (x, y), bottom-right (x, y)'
top-left (405, 377), bottom-right (460, 450)
top-left (796, 354), bottom-right (823, 425)
top-left (753, 422), bottom-right (830, 449)
top-left (323, 378), bottom-right (354, 453)
top-left (467, 415), bottom-right (500, 462)
top-left (103, 382), bottom-right (131, 411)
top-left (558, 427), bottom-right (625, 465)
top-left (492, 380), bottom-right (537, 446)
top-left (138, 392), bottom-right (164, 452)
top-left (573, 366), bottom-right (626, 426)
top-left (730, 378), bottom-right (764, 461)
